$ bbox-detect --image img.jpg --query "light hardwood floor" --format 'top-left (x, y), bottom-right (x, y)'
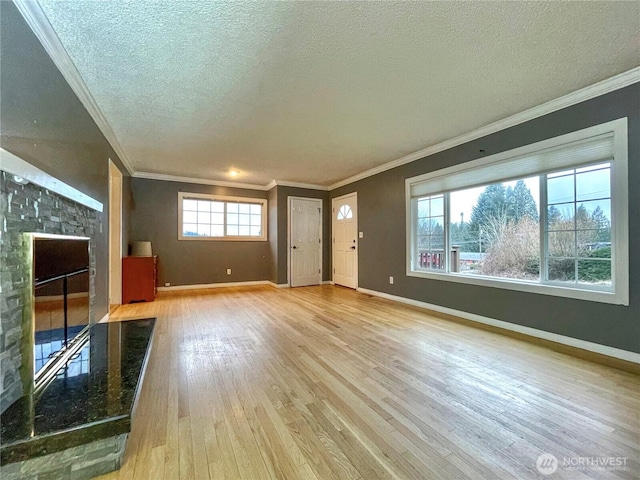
top-left (98, 285), bottom-right (639, 480)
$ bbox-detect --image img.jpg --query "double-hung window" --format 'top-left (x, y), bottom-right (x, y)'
top-left (406, 118), bottom-right (628, 305)
top-left (178, 192), bottom-right (267, 241)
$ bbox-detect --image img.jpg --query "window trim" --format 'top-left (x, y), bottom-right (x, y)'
top-left (405, 118), bottom-right (629, 306)
top-left (178, 192), bottom-right (267, 242)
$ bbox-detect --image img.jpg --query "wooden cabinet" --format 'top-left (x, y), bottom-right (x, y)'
top-left (122, 256), bottom-right (157, 304)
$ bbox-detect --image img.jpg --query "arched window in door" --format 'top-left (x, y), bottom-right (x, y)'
top-left (337, 205), bottom-right (352, 220)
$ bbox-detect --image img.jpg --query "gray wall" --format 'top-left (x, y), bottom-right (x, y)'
top-left (275, 186), bottom-right (331, 285)
top-left (268, 187), bottom-right (278, 284)
top-left (5, 0), bottom-right (635, 353)
top-left (0, 1), bottom-right (131, 322)
top-left (333, 84), bottom-right (640, 354)
top-left (130, 178), bottom-right (271, 286)
top-left (129, 182), bottom-right (330, 287)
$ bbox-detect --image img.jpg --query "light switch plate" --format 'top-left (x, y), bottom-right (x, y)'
top-left (359, 232), bottom-right (364, 238)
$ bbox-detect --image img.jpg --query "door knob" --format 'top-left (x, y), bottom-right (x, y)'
top-left (292, 246), bottom-right (298, 249)
top-left (350, 246), bottom-right (356, 250)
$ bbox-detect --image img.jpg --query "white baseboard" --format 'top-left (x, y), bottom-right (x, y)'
top-left (157, 280), bottom-right (271, 292)
top-left (98, 312), bottom-right (109, 323)
top-left (268, 282), bottom-right (290, 288)
top-left (357, 287), bottom-right (640, 364)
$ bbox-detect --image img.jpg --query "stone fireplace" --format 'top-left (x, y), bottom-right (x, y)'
top-left (0, 169), bottom-right (98, 414)
top-left (1, 153), bottom-right (155, 479)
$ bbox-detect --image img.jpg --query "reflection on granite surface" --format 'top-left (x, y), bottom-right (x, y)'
top-left (34, 272), bottom-right (90, 374)
top-left (0, 318), bottom-right (155, 465)
top-left (33, 237), bottom-right (91, 377)
top-left (34, 325), bottom-right (86, 373)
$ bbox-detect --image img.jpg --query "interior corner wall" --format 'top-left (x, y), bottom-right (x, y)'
top-left (0, 0), bottom-right (131, 322)
top-left (331, 83), bottom-right (640, 354)
top-left (130, 178), bottom-right (271, 287)
top-left (268, 187), bottom-right (279, 284)
top-left (275, 186), bottom-right (331, 285)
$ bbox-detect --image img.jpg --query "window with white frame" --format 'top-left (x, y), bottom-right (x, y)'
top-left (178, 192), bottom-right (267, 241)
top-left (406, 118), bottom-right (629, 305)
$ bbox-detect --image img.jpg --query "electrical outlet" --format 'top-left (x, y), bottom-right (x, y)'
top-left (165, 282), bottom-right (170, 287)
top-left (227, 268), bottom-right (232, 275)
top-left (389, 276), bottom-right (394, 284)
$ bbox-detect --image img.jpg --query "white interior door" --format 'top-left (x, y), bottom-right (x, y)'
top-left (332, 193), bottom-right (358, 289)
top-left (108, 160), bottom-right (123, 306)
top-left (290, 197), bottom-right (322, 287)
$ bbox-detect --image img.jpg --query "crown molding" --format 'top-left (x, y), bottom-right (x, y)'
top-left (133, 171), bottom-right (329, 191)
top-left (329, 67), bottom-right (640, 190)
top-left (132, 171), bottom-right (270, 191)
top-left (265, 180), bottom-right (278, 190)
top-left (271, 180), bottom-right (329, 191)
top-left (14, 0), bottom-right (135, 176)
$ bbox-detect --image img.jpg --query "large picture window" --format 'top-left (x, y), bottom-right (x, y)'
top-left (406, 118), bottom-right (628, 305)
top-left (178, 192), bottom-right (267, 241)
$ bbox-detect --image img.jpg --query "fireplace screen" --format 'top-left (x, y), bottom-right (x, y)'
top-left (33, 236), bottom-right (90, 375)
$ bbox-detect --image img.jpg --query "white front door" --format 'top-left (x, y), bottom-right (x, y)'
top-left (332, 193), bottom-right (358, 289)
top-left (290, 197), bottom-right (322, 287)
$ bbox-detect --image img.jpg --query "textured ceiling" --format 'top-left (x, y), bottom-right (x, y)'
top-left (37, 1), bottom-right (639, 187)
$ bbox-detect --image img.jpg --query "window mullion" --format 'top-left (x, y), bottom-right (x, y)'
top-left (539, 175), bottom-right (548, 283)
top-left (223, 202), bottom-right (228, 238)
top-left (444, 193), bottom-right (450, 273)
top-left (411, 198), bottom-right (420, 269)
top-left (573, 171), bottom-right (578, 284)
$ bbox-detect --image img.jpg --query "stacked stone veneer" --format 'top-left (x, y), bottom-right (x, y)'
top-left (0, 171), bottom-right (98, 414)
top-left (0, 433), bottom-right (127, 480)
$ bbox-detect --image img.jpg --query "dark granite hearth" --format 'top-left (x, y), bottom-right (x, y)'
top-left (0, 318), bottom-right (155, 467)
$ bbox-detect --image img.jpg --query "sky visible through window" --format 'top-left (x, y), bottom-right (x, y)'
top-left (408, 116), bottom-right (628, 304)
top-left (425, 163), bottom-right (613, 285)
top-left (449, 167), bottom-right (611, 224)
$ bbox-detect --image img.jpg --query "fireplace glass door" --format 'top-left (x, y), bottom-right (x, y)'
top-left (33, 236), bottom-right (90, 375)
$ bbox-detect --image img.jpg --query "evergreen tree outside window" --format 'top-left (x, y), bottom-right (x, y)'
top-left (405, 118), bottom-right (628, 305)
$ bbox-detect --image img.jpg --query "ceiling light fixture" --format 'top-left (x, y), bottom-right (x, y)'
top-left (229, 170), bottom-right (239, 177)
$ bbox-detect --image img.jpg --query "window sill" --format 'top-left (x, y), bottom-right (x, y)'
top-left (406, 268), bottom-right (628, 306)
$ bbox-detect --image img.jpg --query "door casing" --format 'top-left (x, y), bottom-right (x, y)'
top-left (288, 196), bottom-right (323, 287)
top-left (108, 159), bottom-right (123, 306)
